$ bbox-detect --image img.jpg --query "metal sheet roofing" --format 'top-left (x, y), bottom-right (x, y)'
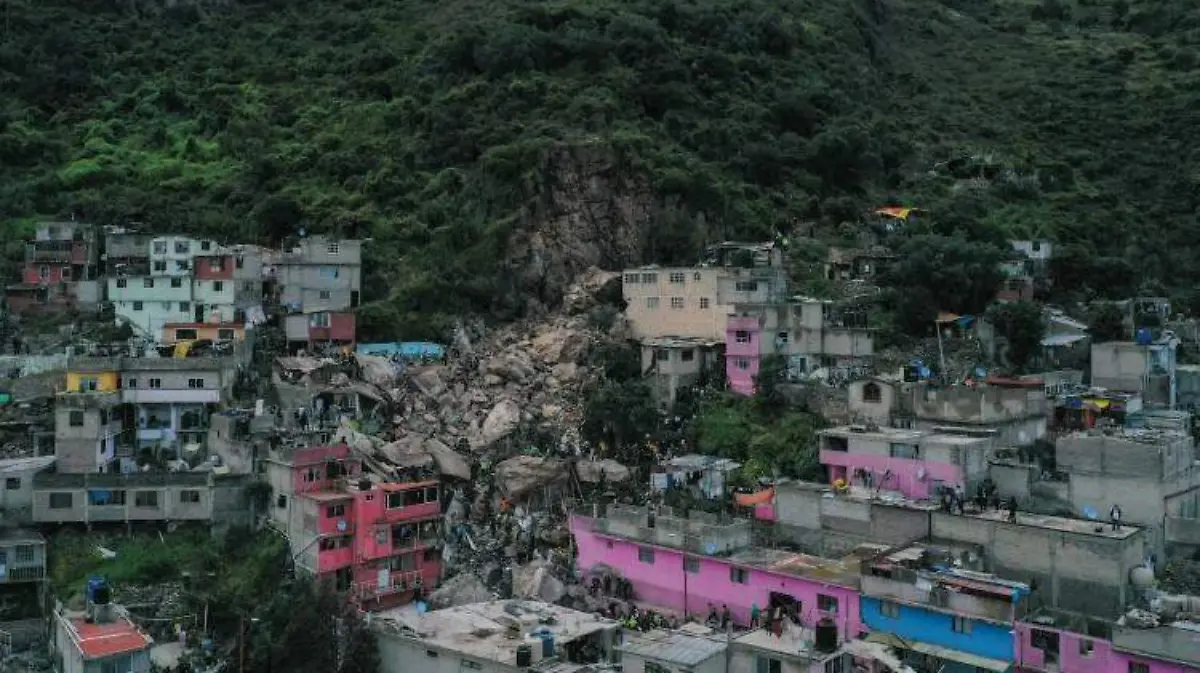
top-left (618, 630), bottom-right (727, 666)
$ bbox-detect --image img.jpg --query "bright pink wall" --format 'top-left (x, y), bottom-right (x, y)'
top-left (820, 450), bottom-right (962, 500)
top-left (1015, 622), bottom-right (1194, 673)
top-left (316, 498), bottom-right (355, 535)
top-left (290, 444), bottom-right (359, 494)
top-left (571, 516), bottom-right (862, 640)
top-left (317, 544), bottom-right (354, 573)
top-left (726, 315), bottom-right (762, 396)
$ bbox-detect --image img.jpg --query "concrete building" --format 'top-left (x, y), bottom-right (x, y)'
top-left (52, 588), bottom-right (152, 673)
top-left (55, 377), bottom-right (124, 474)
top-left (726, 299), bottom-right (873, 395)
top-left (7, 221), bottom-right (100, 315)
top-left (149, 236), bottom-right (197, 277)
top-left (161, 322), bottom-right (246, 345)
top-left (264, 442), bottom-right (442, 609)
top-left (819, 425), bottom-right (997, 500)
top-left (283, 311), bottom-right (357, 350)
top-left (846, 379), bottom-right (903, 426)
top-left (277, 237), bottom-right (361, 349)
top-left (373, 600), bottom-right (618, 673)
top-left (906, 380), bottom-right (1048, 448)
top-left (728, 627), bottom-right (862, 673)
top-left (0, 527), bottom-right (47, 585)
top-left (860, 544), bottom-right (1027, 673)
top-left (108, 275), bottom-right (195, 339)
top-left (571, 505), bottom-right (881, 642)
top-left (641, 337), bottom-right (723, 405)
top-left (1055, 429), bottom-right (1200, 553)
top-left (0, 456), bottom-right (56, 523)
top-left (31, 471), bottom-right (215, 524)
top-left (1016, 608), bottom-right (1200, 673)
top-left (121, 356), bottom-right (241, 458)
top-left (618, 629), bottom-right (726, 673)
top-left (1092, 340), bottom-right (1178, 409)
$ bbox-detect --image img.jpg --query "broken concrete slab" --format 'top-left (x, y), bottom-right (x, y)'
top-left (575, 459), bottom-right (631, 484)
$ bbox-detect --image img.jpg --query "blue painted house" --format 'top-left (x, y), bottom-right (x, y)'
top-left (858, 545), bottom-right (1029, 673)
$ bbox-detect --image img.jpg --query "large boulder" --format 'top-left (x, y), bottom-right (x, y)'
top-left (512, 559), bottom-right (566, 604)
top-left (427, 573), bottom-right (493, 609)
top-left (531, 327), bottom-right (591, 364)
top-left (475, 399), bottom-right (521, 450)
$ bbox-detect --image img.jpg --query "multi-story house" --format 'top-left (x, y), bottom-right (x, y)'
top-left (1016, 606), bottom-right (1199, 673)
top-left (819, 425), bottom-right (997, 500)
top-left (1092, 339), bottom-right (1179, 409)
top-left (149, 236), bottom-right (198, 278)
top-left (0, 528), bottom-right (48, 621)
top-left (52, 581), bottom-right (152, 673)
top-left (725, 298), bottom-right (874, 395)
top-left (120, 356), bottom-right (237, 458)
top-left (102, 229), bottom-right (151, 275)
top-left (192, 252), bottom-right (237, 323)
top-left (108, 275), bottom-right (195, 339)
top-left (265, 442), bottom-right (442, 609)
top-left (0, 456), bottom-right (57, 524)
top-left (860, 544), bottom-right (1029, 673)
top-left (55, 361), bottom-right (125, 474)
top-left (6, 221), bottom-right (100, 314)
top-left (32, 471), bottom-right (214, 524)
top-left (277, 237), bottom-right (361, 349)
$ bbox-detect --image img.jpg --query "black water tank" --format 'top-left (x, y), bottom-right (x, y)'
top-left (516, 644), bottom-right (532, 668)
top-left (358, 478), bottom-right (372, 491)
top-left (814, 618), bottom-right (838, 653)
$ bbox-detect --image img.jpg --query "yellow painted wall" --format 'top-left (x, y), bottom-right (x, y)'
top-left (65, 371), bottom-right (119, 392)
top-left (162, 324), bottom-right (246, 344)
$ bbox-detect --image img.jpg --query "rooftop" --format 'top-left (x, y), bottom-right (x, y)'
top-left (728, 544), bottom-right (888, 588)
top-left (642, 337), bottom-right (724, 349)
top-left (1112, 620), bottom-right (1200, 666)
top-left (372, 600), bottom-right (616, 665)
top-left (618, 630), bottom-right (726, 666)
top-left (60, 610), bottom-right (153, 660)
top-left (966, 507), bottom-right (1140, 539)
top-left (731, 625), bottom-right (830, 659)
top-left (661, 454), bottom-right (741, 472)
top-left (0, 455), bottom-right (55, 474)
top-left (821, 425), bottom-right (991, 446)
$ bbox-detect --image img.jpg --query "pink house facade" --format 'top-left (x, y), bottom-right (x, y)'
top-left (571, 514), bottom-right (865, 641)
top-left (726, 315), bottom-right (762, 396)
top-left (819, 426), bottom-right (994, 500)
top-left (1015, 614), bottom-right (1197, 673)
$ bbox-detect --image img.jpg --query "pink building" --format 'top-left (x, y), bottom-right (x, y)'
top-left (271, 443), bottom-right (443, 610)
top-left (571, 513), bottom-right (870, 642)
top-left (1016, 609), bottom-right (1198, 673)
top-left (726, 315), bottom-right (762, 396)
top-left (819, 425), bottom-right (995, 500)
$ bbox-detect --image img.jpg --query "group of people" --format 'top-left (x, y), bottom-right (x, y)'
top-left (939, 479), bottom-right (1020, 522)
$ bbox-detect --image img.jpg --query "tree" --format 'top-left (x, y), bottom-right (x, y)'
top-left (580, 380), bottom-right (659, 459)
top-left (248, 579), bottom-right (379, 673)
top-left (883, 235), bottom-right (1007, 335)
top-left (986, 301), bottom-right (1046, 371)
top-left (754, 354), bottom-right (788, 414)
top-left (1088, 303), bottom-right (1127, 342)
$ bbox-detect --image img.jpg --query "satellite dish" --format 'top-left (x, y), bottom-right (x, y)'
top-left (705, 543), bottom-right (718, 555)
top-left (337, 520), bottom-right (348, 532)
top-left (1082, 506), bottom-right (1099, 520)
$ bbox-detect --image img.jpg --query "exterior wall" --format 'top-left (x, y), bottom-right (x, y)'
top-left (65, 371), bottom-right (120, 393)
top-left (105, 233), bottom-right (151, 261)
top-left (571, 516), bottom-right (863, 641)
top-left (54, 396), bottom-right (123, 474)
top-left (929, 512), bottom-right (1144, 616)
top-left (0, 463), bottom-right (54, 520)
top-left (286, 312), bottom-right (356, 344)
top-left (278, 238), bottom-right (362, 313)
top-left (818, 430), bottom-right (993, 500)
top-left (109, 277), bottom-right (194, 337)
top-left (847, 380), bottom-right (897, 424)
top-left (623, 649), bottom-right (725, 673)
top-left (376, 632), bottom-right (518, 673)
top-left (1015, 622), bottom-right (1114, 673)
top-left (1091, 342), bottom-right (1176, 407)
top-left (193, 255), bottom-right (234, 281)
top-left (641, 343), bottom-right (719, 406)
top-left (149, 236), bottom-right (196, 276)
top-left (623, 269), bottom-right (726, 341)
top-left (32, 472), bottom-right (214, 523)
top-left (161, 323), bottom-right (245, 344)
top-left (0, 536), bottom-right (47, 583)
top-left (821, 449), bottom-right (962, 500)
top-left (23, 263), bottom-right (71, 285)
top-left (861, 597), bottom-right (1013, 662)
top-left (726, 315), bottom-right (762, 396)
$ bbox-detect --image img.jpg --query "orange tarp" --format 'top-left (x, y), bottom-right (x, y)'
top-left (735, 488), bottom-right (775, 507)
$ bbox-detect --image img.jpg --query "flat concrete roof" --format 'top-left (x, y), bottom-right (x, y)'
top-left (0, 455), bottom-right (55, 473)
top-left (728, 544), bottom-right (888, 588)
top-left (821, 426), bottom-right (991, 446)
top-left (372, 600), bottom-right (616, 665)
top-left (966, 508), bottom-right (1140, 539)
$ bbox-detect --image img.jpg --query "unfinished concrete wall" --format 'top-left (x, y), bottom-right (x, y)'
top-left (867, 504), bottom-right (931, 544)
top-left (911, 386), bottom-right (1047, 425)
top-left (1092, 342), bottom-right (1149, 393)
top-left (989, 462), bottom-right (1035, 501)
top-left (774, 484), bottom-right (823, 530)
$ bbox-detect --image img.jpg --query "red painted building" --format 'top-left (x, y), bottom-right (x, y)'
top-left (6, 223), bottom-right (99, 315)
top-left (285, 311), bottom-right (356, 348)
top-left (193, 255), bottom-right (234, 281)
top-left (271, 444), bottom-right (442, 610)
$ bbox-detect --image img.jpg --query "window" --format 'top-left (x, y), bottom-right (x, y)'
top-left (735, 330), bottom-right (750, 344)
top-left (1128, 664), bottom-right (1149, 673)
top-left (462, 661), bottom-right (482, 670)
top-left (736, 358), bottom-right (751, 370)
top-left (116, 278), bottom-right (128, 288)
top-left (1079, 639), bottom-right (1094, 657)
top-left (218, 329), bottom-right (235, 340)
top-left (387, 492), bottom-right (404, 509)
top-left (683, 557), bottom-right (700, 573)
top-left (681, 349), bottom-right (695, 362)
top-left (175, 241), bottom-right (189, 254)
top-left (425, 650), bottom-right (438, 659)
top-left (623, 273), bottom-right (639, 284)
top-left (135, 491), bottom-right (159, 508)
top-left (670, 297), bottom-right (684, 309)
top-left (152, 260), bottom-right (168, 272)
top-left (133, 301), bottom-right (143, 311)
top-left (327, 504), bottom-right (346, 518)
top-left (176, 328), bottom-right (198, 340)
top-left (171, 278), bottom-right (182, 288)
top-left (669, 272), bottom-right (686, 284)
top-left (693, 272), bottom-right (702, 281)
top-left (4, 478), bottom-right (19, 490)
top-left (730, 567), bottom-right (749, 584)
top-left (880, 600), bottom-right (900, 618)
top-left (69, 411), bottom-right (84, 427)
top-left (188, 378), bottom-right (205, 389)
top-left (889, 443), bottom-right (919, 459)
top-left (777, 331), bottom-right (789, 344)
top-left (319, 290), bottom-right (331, 300)
top-left (638, 547), bottom-right (655, 564)
top-left (143, 278), bottom-right (154, 288)
top-left (951, 616), bottom-right (972, 634)
top-left (126, 378), bottom-right (137, 389)
top-left (50, 492), bottom-right (72, 509)
top-left (327, 243), bottom-right (340, 255)
top-left (862, 382), bottom-right (882, 403)
top-left (14, 546), bottom-right (33, 563)
top-left (309, 313), bottom-right (331, 328)
top-left (180, 490), bottom-right (201, 503)
top-left (654, 349), bottom-right (670, 363)
top-left (276, 494), bottom-right (288, 509)
top-left (699, 297), bottom-right (710, 309)
top-left (179, 302), bottom-right (189, 312)
top-left (640, 272), bottom-right (658, 284)
top-left (176, 260), bottom-right (190, 272)
top-left (153, 241), bottom-right (167, 254)
top-left (824, 658), bottom-right (845, 673)
top-left (736, 280), bottom-right (758, 292)
top-left (235, 256), bottom-right (245, 270)
top-left (149, 378), bottom-right (162, 389)
top-left (213, 281), bottom-right (224, 292)
top-left (755, 656), bottom-right (782, 673)
top-left (818, 594), bottom-right (839, 614)
top-left (646, 297), bottom-right (659, 310)
top-left (98, 410), bottom-right (108, 425)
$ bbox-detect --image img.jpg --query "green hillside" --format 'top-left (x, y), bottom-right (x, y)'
top-left (2, 0), bottom-right (1199, 335)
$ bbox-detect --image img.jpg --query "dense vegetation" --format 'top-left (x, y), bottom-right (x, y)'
top-left (5, 0), bottom-right (1200, 335)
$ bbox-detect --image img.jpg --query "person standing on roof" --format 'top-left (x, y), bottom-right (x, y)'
top-left (1110, 504), bottom-right (1122, 530)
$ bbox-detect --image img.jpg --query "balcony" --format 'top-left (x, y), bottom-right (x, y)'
top-left (352, 569), bottom-right (432, 602)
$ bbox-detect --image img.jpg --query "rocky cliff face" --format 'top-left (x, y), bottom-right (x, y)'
top-left (501, 145), bottom-right (655, 316)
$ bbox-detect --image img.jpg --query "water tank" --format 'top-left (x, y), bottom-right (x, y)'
top-left (516, 644), bottom-right (532, 668)
top-left (814, 618), bottom-right (838, 654)
top-left (541, 633), bottom-right (555, 658)
top-left (358, 478), bottom-right (372, 491)
top-left (1136, 328), bottom-right (1153, 345)
top-left (1130, 565), bottom-right (1155, 590)
top-left (86, 577), bottom-right (111, 605)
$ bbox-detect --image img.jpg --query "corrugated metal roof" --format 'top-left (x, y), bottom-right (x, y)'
top-left (618, 630), bottom-right (727, 666)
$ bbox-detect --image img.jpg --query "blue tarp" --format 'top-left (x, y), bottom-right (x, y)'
top-left (357, 342), bottom-right (446, 360)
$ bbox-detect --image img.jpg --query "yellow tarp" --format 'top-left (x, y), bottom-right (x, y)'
top-left (173, 341), bottom-right (193, 358)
